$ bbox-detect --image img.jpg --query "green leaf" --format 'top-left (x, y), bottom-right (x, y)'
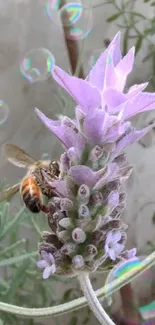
top-left (0, 239), bottom-right (26, 256)
top-left (135, 36), bottom-right (143, 54)
top-left (63, 289), bottom-right (73, 302)
top-left (0, 207), bottom-right (25, 240)
top-left (151, 1), bottom-right (155, 5)
top-left (0, 251), bottom-right (38, 267)
top-left (144, 0), bottom-right (150, 2)
top-left (6, 260), bottom-right (29, 302)
top-left (0, 202), bottom-right (9, 230)
top-left (132, 12), bottom-right (147, 19)
top-left (69, 316), bottom-right (78, 325)
top-left (0, 278), bottom-right (10, 290)
top-left (106, 13), bottom-right (122, 22)
top-left (0, 319), bottom-right (3, 325)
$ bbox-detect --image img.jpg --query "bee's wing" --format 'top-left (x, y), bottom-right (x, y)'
top-left (0, 183), bottom-right (20, 202)
top-left (3, 144), bottom-right (37, 168)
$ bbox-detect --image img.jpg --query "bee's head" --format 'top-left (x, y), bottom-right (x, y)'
top-left (49, 160), bottom-right (60, 177)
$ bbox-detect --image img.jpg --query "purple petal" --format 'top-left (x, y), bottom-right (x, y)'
top-left (103, 82), bottom-right (148, 113)
top-left (114, 243), bottom-right (125, 254)
top-left (69, 165), bottom-right (107, 188)
top-left (52, 66), bottom-right (101, 113)
top-left (106, 231), bottom-right (113, 243)
top-left (108, 191), bottom-right (119, 208)
top-left (104, 122), bottom-right (125, 143)
top-left (126, 248), bottom-right (137, 259)
top-left (122, 92), bottom-right (155, 120)
top-left (108, 248), bottom-right (116, 261)
top-left (48, 253), bottom-right (55, 264)
top-left (115, 47), bottom-right (135, 91)
top-left (35, 108), bottom-right (85, 150)
top-left (89, 32), bottom-right (121, 90)
top-left (112, 232), bottom-right (121, 243)
top-left (111, 123), bottom-right (155, 159)
top-left (41, 250), bottom-right (50, 263)
top-left (37, 260), bottom-right (48, 269)
top-left (43, 266), bottom-right (53, 279)
top-left (104, 46), bottom-right (118, 90)
top-left (94, 163), bottom-right (118, 190)
top-left (83, 109), bottom-right (106, 145)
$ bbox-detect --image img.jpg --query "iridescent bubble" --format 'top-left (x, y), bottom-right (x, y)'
top-left (0, 101), bottom-right (9, 125)
top-left (20, 48), bottom-right (55, 83)
top-left (46, 0), bottom-right (82, 25)
top-left (65, 8), bottom-right (93, 40)
top-left (46, 0), bottom-right (60, 22)
top-left (60, 2), bottom-right (83, 27)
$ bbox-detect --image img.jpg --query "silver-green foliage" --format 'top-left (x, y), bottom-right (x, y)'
top-left (0, 195), bottom-right (91, 325)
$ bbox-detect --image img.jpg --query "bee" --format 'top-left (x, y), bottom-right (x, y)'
top-left (0, 144), bottom-right (60, 213)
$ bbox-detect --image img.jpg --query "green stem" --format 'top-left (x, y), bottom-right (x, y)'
top-left (78, 273), bottom-right (115, 325)
top-left (0, 251), bottom-right (155, 318)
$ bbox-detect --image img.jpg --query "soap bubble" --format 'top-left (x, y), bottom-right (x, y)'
top-left (60, 2), bottom-right (83, 26)
top-left (46, 1), bottom-right (92, 40)
top-left (65, 8), bottom-right (93, 40)
top-left (0, 101), bottom-right (9, 125)
top-left (20, 48), bottom-right (55, 83)
top-left (46, 0), bottom-right (82, 24)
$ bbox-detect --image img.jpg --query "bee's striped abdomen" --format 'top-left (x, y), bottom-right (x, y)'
top-left (21, 177), bottom-right (42, 213)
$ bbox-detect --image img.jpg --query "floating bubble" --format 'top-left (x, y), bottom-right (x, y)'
top-left (46, 0), bottom-right (60, 22)
top-left (65, 8), bottom-right (93, 40)
top-left (105, 257), bottom-right (155, 323)
top-left (20, 48), bottom-right (55, 83)
top-left (60, 2), bottom-right (83, 27)
top-left (0, 101), bottom-right (9, 125)
top-left (46, 0), bottom-right (82, 24)
top-left (139, 301), bottom-right (155, 321)
top-left (46, 1), bottom-right (92, 40)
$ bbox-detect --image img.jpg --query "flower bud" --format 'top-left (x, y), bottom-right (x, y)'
top-left (66, 176), bottom-right (78, 198)
top-left (76, 107), bottom-right (85, 132)
top-left (60, 198), bottom-right (74, 211)
top-left (61, 243), bottom-right (76, 255)
top-left (90, 145), bottom-right (103, 161)
top-left (67, 147), bottom-right (79, 165)
top-left (72, 228), bottom-right (86, 243)
top-left (59, 217), bottom-right (71, 229)
top-left (91, 191), bottom-right (103, 204)
top-left (78, 184), bottom-right (90, 204)
top-left (60, 152), bottom-right (70, 174)
top-left (108, 191), bottom-right (119, 209)
top-left (84, 245), bottom-right (98, 261)
top-left (57, 230), bottom-right (70, 243)
top-left (72, 255), bottom-right (85, 270)
top-left (78, 205), bottom-right (90, 220)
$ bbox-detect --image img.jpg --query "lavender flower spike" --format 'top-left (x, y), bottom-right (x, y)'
top-left (34, 32), bottom-right (155, 324)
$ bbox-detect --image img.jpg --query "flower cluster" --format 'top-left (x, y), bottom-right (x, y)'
top-left (36, 32), bottom-right (155, 279)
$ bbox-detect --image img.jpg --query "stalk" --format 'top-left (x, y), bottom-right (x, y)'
top-left (78, 272), bottom-right (116, 325)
